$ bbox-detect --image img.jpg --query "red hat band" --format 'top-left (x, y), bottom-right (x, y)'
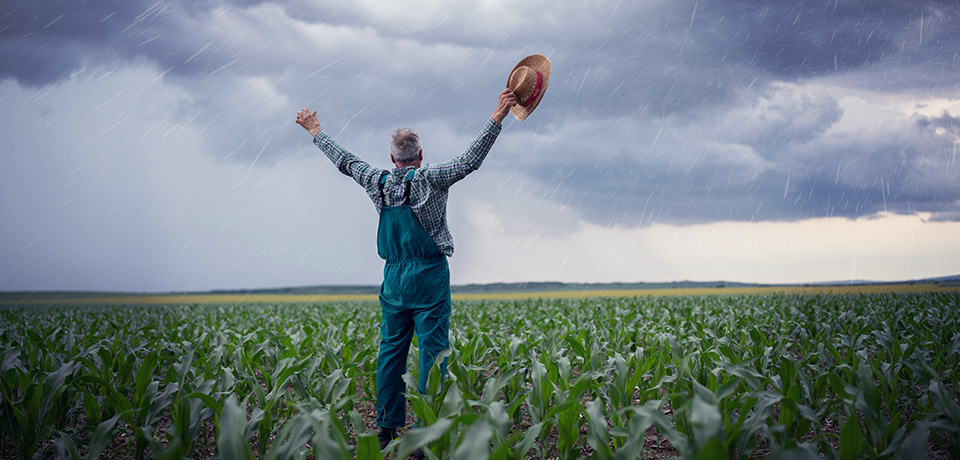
top-left (518, 71), bottom-right (543, 108)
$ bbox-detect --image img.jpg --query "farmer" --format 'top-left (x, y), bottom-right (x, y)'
top-left (294, 54), bottom-right (550, 452)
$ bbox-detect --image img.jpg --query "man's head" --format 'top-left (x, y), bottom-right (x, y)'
top-left (390, 128), bottom-right (422, 167)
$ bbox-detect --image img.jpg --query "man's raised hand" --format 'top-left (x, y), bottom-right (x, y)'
top-left (296, 108), bottom-right (321, 136)
top-left (491, 89), bottom-right (518, 124)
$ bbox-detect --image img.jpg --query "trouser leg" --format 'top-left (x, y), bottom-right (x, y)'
top-left (376, 304), bottom-right (415, 429)
top-left (413, 299), bottom-right (451, 394)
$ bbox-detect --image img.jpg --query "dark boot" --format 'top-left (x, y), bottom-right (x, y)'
top-left (378, 427), bottom-right (397, 450)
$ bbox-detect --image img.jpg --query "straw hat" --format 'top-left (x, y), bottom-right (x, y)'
top-left (506, 54), bottom-right (551, 121)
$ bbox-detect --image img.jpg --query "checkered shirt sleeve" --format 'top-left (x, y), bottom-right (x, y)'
top-left (421, 118), bottom-right (502, 189)
top-left (312, 131), bottom-right (384, 190)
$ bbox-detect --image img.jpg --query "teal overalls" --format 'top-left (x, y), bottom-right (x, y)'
top-left (375, 169), bottom-right (450, 429)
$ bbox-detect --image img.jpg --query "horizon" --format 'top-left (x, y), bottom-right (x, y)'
top-left (3, 1), bottom-right (960, 291)
top-left (4, 272), bottom-right (959, 296)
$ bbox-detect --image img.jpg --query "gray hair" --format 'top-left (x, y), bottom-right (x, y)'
top-left (390, 128), bottom-right (421, 164)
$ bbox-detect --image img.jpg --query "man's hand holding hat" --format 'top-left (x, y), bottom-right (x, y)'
top-left (492, 89), bottom-right (519, 124)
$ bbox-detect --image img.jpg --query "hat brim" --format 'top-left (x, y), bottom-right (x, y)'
top-left (508, 54), bottom-right (551, 121)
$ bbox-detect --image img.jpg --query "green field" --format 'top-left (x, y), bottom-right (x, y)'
top-left (2, 293), bottom-right (958, 459)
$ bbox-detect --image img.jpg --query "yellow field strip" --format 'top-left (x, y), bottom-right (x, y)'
top-left (2, 283), bottom-right (957, 305)
top-left (452, 283), bottom-right (960, 300)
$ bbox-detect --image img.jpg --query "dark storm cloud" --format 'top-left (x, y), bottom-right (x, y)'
top-left (703, 1), bottom-right (900, 77)
top-left (530, 0), bottom-right (960, 122)
top-left (0, 0), bottom-right (139, 84)
top-left (505, 0), bottom-right (960, 225)
top-left (531, 131), bottom-right (957, 226)
top-left (0, 0), bottom-right (272, 85)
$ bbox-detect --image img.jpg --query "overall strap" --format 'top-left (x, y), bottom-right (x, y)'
top-left (377, 171), bottom-right (390, 208)
top-left (403, 169), bottom-right (416, 205)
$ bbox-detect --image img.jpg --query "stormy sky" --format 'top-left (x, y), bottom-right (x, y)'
top-left (2, 0), bottom-right (959, 291)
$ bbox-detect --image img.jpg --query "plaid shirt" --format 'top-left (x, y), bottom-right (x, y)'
top-left (313, 118), bottom-right (502, 256)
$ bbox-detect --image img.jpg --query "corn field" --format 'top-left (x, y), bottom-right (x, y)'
top-left (1, 293), bottom-right (959, 459)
